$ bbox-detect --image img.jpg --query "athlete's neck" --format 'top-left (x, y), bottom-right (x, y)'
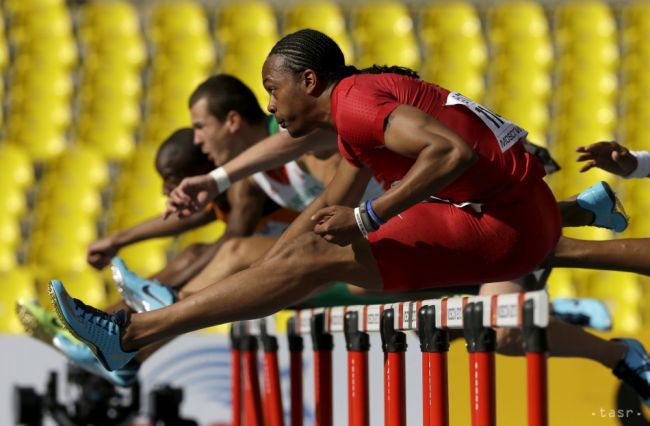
top-left (311, 82), bottom-right (337, 130)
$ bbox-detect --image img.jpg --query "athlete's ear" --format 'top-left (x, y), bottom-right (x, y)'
top-left (225, 110), bottom-right (242, 134)
top-left (302, 69), bottom-right (318, 94)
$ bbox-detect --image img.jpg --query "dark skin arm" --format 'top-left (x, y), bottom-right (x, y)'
top-left (179, 177), bottom-right (268, 279)
top-left (372, 105), bottom-right (477, 220)
top-left (87, 209), bottom-right (216, 269)
top-left (152, 180), bottom-right (266, 283)
top-left (311, 105), bottom-right (478, 245)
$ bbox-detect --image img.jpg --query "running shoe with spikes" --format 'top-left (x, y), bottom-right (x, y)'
top-left (48, 279), bottom-right (136, 371)
top-left (53, 334), bottom-right (139, 387)
top-left (110, 257), bottom-right (175, 313)
top-left (552, 298), bottom-right (613, 331)
top-left (613, 338), bottom-right (650, 408)
top-left (16, 299), bottom-right (77, 345)
top-left (576, 181), bottom-right (629, 233)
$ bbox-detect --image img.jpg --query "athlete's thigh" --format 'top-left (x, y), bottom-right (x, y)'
top-left (182, 236), bottom-right (277, 295)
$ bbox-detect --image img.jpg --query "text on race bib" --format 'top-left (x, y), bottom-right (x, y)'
top-left (445, 92), bottom-right (528, 153)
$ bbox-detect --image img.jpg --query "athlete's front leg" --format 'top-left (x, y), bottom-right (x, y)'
top-left (545, 236), bottom-right (650, 276)
top-left (49, 232), bottom-right (382, 370)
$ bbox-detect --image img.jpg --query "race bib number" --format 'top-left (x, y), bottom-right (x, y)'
top-left (445, 92), bottom-right (527, 152)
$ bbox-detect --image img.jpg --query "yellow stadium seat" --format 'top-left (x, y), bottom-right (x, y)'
top-left (423, 37), bottom-right (487, 71)
top-left (421, 63), bottom-right (485, 102)
top-left (117, 241), bottom-right (169, 278)
top-left (587, 272), bottom-right (642, 332)
top-left (352, 1), bottom-right (414, 42)
top-left (148, 64), bottom-right (208, 97)
top-left (15, 35), bottom-right (78, 70)
top-left (356, 36), bottom-right (420, 70)
top-left (621, 2), bottom-right (650, 48)
top-left (0, 268), bottom-right (36, 333)
top-left (614, 307), bottom-right (643, 334)
top-left (159, 35), bottom-right (216, 72)
top-left (84, 38), bottom-right (148, 70)
top-left (0, 186), bottom-right (27, 219)
top-left (36, 185), bottom-right (102, 220)
top-left (215, 1), bottom-right (278, 43)
top-left (31, 216), bottom-right (97, 249)
top-left (28, 237), bottom-right (88, 275)
top-left (0, 35), bottom-right (8, 72)
top-left (487, 1), bottom-right (549, 42)
top-left (10, 67), bottom-right (74, 102)
top-left (79, 1), bottom-right (140, 41)
top-left (8, 127), bottom-right (66, 163)
top-left (77, 101), bottom-right (141, 135)
top-left (546, 269), bottom-right (578, 299)
top-left (218, 34), bottom-right (277, 65)
top-left (76, 121), bottom-right (135, 162)
top-left (79, 66), bottom-right (143, 102)
top-left (555, 1), bottom-right (616, 46)
top-left (0, 247), bottom-right (17, 272)
top-left (555, 71), bottom-right (618, 103)
top-left (489, 70), bottom-right (552, 100)
top-left (0, 145), bottom-right (34, 189)
top-left (10, 7), bottom-right (73, 47)
top-left (487, 100), bottom-right (549, 140)
top-left (284, 1), bottom-right (346, 37)
top-left (150, 1), bottom-right (208, 42)
top-left (8, 98), bottom-right (72, 132)
top-left (52, 146), bottom-right (109, 189)
top-left (420, 1), bottom-right (481, 45)
top-left (491, 38), bottom-right (553, 71)
top-left (556, 38), bottom-right (619, 71)
top-left (0, 215), bottom-right (21, 250)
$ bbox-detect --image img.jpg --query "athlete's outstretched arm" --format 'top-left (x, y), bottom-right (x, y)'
top-left (221, 128), bottom-right (338, 183)
top-left (164, 128), bottom-right (338, 218)
top-left (87, 209), bottom-right (216, 269)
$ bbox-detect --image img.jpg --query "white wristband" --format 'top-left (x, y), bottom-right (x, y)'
top-left (626, 151), bottom-right (650, 179)
top-left (209, 167), bottom-right (231, 193)
top-left (354, 207), bottom-right (369, 239)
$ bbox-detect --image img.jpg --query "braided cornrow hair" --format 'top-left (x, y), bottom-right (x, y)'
top-left (268, 29), bottom-right (419, 84)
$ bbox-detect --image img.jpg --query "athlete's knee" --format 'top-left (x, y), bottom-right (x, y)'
top-left (281, 232), bottom-right (333, 259)
top-left (261, 232), bottom-right (341, 277)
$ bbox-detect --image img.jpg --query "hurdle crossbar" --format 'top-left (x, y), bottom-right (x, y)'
top-left (231, 289), bottom-right (549, 426)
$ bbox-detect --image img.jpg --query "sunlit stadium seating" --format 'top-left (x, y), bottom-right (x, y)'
top-left (419, 2), bottom-right (486, 101)
top-left (215, 0), bottom-right (278, 45)
top-left (76, 1), bottom-right (144, 161)
top-left (4, 0), bottom-right (75, 163)
top-left (283, 1), bottom-right (354, 63)
top-left (2, 0), bottom-right (650, 334)
top-left (352, 1), bottom-right (420, 70)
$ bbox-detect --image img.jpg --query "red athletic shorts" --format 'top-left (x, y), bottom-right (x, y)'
top-left (369, 179), bottom-right (561, 291)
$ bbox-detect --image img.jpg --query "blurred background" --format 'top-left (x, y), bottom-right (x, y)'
top-left (0, 0), bottom-right (649, 336)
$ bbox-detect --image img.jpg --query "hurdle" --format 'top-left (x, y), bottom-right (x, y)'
top-left (230, 289), bottom-right (549, 426)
